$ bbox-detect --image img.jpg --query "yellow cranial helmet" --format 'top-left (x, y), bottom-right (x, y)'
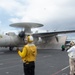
top-left (27, 35), bottom-right (34, 43)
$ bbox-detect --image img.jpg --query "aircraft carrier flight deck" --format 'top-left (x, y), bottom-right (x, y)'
top-left (0, 48), bottom-right (69, 75)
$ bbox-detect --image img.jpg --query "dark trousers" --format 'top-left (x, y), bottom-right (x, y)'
top-left (23, 61), bottom-right (35, 75)
top-left (62, 48), bottom-right (65, 51)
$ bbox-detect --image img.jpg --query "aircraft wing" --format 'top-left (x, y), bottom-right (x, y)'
top-left (33, 30), bottom-right (75, 37)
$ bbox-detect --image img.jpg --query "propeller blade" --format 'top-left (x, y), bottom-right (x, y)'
top-left (18, 31), bottom-right (25, 38)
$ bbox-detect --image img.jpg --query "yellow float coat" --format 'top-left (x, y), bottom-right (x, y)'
top-left (18, 44), bottom-right (37, 63)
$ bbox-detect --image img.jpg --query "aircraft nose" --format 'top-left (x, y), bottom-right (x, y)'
top-left (0, 35), bottom-right (2, 38)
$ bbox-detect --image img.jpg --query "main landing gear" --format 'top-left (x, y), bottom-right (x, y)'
top-left (9, 47), bottom-right (13, 51)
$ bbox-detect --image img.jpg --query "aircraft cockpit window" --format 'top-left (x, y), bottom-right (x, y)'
top-left (5, 32), bottom-right (16, 36)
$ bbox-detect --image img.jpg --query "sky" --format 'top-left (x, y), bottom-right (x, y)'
top-left (0, 0), bottom-right (75, 38)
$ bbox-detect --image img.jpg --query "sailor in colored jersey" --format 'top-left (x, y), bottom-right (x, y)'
top-left (17, 35), bottom-right (37, 75)
top-left (67, 42), bottom-right (75, 75)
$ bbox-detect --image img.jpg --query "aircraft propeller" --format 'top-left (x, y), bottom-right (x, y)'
top-left (18, 31), bottom-right (25, 38)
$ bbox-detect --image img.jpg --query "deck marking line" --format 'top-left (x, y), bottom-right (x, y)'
top-left (51, 65), bottom-right (69, 75)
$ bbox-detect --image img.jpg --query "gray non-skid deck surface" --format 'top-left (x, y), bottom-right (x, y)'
top-left (0, 48), bottom-right (69, 75)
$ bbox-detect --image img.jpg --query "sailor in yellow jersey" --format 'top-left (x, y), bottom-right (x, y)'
top-left (17, 35), bottom-right (37, 75)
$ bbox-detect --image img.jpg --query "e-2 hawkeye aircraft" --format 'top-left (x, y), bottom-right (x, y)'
top-left (0, 22), bottom-right (75, 51)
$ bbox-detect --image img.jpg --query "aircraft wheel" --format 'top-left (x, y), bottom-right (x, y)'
top-left (9, 47), bottom-right (13, 51)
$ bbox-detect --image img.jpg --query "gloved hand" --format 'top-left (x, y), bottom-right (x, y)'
top-left (16, 47), bottom-right (19, 51)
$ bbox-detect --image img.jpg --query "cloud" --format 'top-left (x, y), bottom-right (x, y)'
top-left (0, 0), bottom-right (75, 33)
top-left (9, 18), bottom-right (21, 23)
top-left (0, 21), bottom-right (2, 24)
top-left (0, 0), bottom-right (29, 16)
top-left (6, 0), bottom-right (75, 24)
